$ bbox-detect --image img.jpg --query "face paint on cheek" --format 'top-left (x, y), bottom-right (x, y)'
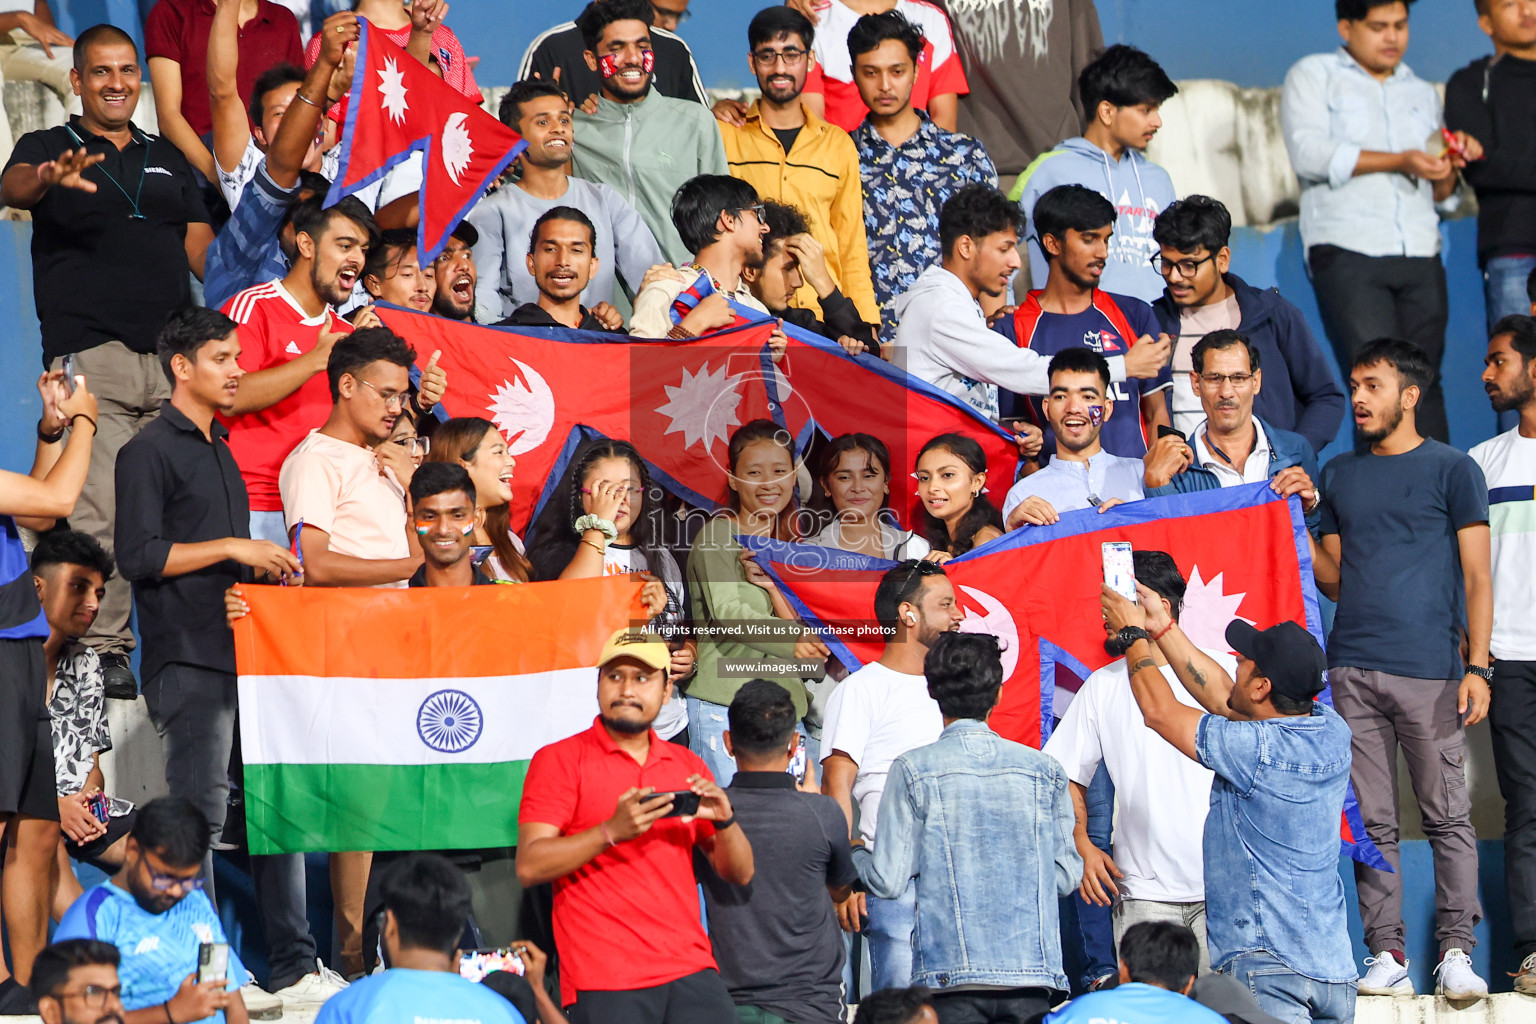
top-left (416, 526), bottom-right (430, 536)
top-left (599, 50), bottom-right (654, 78)
top-left (1087, 406), bottom-right (1104, 426)
top-left (462, 523), bottom-right (475, 536)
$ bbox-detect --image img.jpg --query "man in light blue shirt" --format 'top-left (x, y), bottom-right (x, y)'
top-left (316, 854), bottom-right (524, 1024)
top-left (1003, 348), bottom-right (1145, 530)
top-left (1045, 922), bottom-right (1228, 1024)
top-left (1279, 0), bottom-right (1479, 443)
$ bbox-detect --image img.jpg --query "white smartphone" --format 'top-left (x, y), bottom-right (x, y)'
top-left (197, 942), bottom-right (229, 985)
top-left (1102, 541), bottom-right (1136, 601)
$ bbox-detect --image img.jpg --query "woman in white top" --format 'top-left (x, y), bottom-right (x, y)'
top-left (806, 433), bottom-right (930, 561)
top-left (425, 417), bottom-right (531, 582)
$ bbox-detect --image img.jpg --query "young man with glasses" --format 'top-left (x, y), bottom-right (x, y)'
top-left (1141, 330), bottom-right (1322, 531)
top-left (717, 7), bottom-right (879, 328)
top-left (1148, 197), bottom-right (1344, 452)
top-left (32, 939), bottom-right (127, 1024)
top-left (55, 799), bottom-right (252, 1024)
top-left (994, 184), bottom-right (1173, 459)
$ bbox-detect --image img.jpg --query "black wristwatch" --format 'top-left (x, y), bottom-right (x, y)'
top-left (1466, 664), bottom-right (1494, 682)
top-left (713, 815), bottom-right (737, 831)
top-left (1115, 626), bottom-right (1152, 649)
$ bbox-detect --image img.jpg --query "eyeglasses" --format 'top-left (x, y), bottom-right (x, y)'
top-left (892, 557), bottom-right (945, 593)
top-left (752, 47), bottom-right (807, 66)
top-left (652, 3), bottom-right (690, 22)
top-left (147, 867), bottom-right (205, 892)
top-left (1150, 252), bottom-right (1217, 279)
top-left (735, 204), bottom-right (766, 221)
top-left (357, 378), bottom-right (410, 410)
top-left (58, 985), bottom-right (122, 1009)
top-left (394, 436), bottom-right (430, 458)
top-left (1197, 372), bottom-right (1256, 388)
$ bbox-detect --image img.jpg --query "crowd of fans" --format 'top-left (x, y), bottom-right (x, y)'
top-left (0, 0), bottom-right (1534, 1021)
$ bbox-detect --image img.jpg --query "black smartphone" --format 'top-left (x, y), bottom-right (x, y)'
top-left (1157, 424), bottom-right (1186, 441)
top-left (644, 790), bottom-right (702, 818)
top-left (62, 354), bottom-right (75, 396)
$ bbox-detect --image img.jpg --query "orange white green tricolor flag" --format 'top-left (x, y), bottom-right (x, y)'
top-left (233, 577), bottom-right (646, 855)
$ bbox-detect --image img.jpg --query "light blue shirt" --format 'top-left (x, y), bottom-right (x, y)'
top-left (1280, 48), bottom-right (1450, 257)
top-left (315, 968), bottom-right (525, 1024)
top-left (1001, 451), bottom-right (1145, 525)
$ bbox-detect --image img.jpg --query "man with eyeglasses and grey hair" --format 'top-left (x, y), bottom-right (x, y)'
top-left (1141, 329), bottom-right (1323, 533)
top-left (819, 559), bottom-right (963, 991)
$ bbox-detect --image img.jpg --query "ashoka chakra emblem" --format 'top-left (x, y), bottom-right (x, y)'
top-left (416, 689), bottom-right (483, 753)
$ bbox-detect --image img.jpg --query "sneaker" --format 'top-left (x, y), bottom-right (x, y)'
top-left (0, 977), bottom-right (40, 1015)
top-left (1086, 971), bottom-right (1119, 993)
top-left (273, 961), bottom-right (349, 1004)
top-left (1513, 952), bottom-right (1536, 996)
top-left (100, 652), bottom-right (138, 700)
top-left (1358, 949), bottom-right (1414, 996)
top-left (239, 982), bottom-right (283, 1021)
top-left (1434, 948), bottom-right (1489, 1001)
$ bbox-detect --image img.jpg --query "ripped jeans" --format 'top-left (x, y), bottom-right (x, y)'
top-left (686, 696), bottom-right (816, 787)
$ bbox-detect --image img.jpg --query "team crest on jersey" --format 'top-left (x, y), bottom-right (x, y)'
top-left (1083, 329), bottom-right (1123, 353)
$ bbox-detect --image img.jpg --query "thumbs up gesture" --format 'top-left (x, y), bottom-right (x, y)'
top-left (418, 350), bottom-right (447, 411)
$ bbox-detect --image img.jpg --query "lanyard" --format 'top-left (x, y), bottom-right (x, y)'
top-left (63, 124), bottom-right (149, 220)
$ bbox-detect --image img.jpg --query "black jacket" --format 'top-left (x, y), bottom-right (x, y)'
top-left (497, 302), bottom-right (629, 335)
top-left (775, 287), bottom-right (879, 357)
top-left (1446, 53), bottom-right (1536, 264)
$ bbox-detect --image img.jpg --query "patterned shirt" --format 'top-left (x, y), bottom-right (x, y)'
top-left (203, 160), bottom-right (296, 311)
top-left (49, 641), bottom-right (109, 797)
top-left (853, 113), bottom-right (997, 342)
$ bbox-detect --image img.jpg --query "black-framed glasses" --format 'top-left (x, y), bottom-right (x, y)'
top-left (732, 203), bottom-right (766, 223)
top-left (147, 867), bottom-right (205, 892)
top-left (58, 985), bottom-right (122, 1010)
top-left (1150, 252), bottom-right (1217, 278)
top-left (752, 46), bottom-right (808, 66)
top-left (891, 558), bottom-right (945, 592)
top-left (394, 435), bottom-right (430, 458)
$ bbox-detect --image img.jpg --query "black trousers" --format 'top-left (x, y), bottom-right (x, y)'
top-left (930, 988), bottom-right (1055, 1024)
top-left (1307, 244), bottom-right (1449, 443)
top-left (568, 969), bottom-right (737, 1024)
top-left (1491, 659), bottom-right (1536, 959)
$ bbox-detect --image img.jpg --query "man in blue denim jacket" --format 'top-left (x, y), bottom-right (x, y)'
top-left (855, 632), bottom-right (1081, 1022)
top-left (1101, 589), bottom-right (1357, 1024)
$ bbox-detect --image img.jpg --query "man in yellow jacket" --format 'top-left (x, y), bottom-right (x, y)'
top-left (717, 6), bottom-right (879, 329)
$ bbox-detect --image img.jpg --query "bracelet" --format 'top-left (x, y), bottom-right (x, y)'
top-left (1153, 622), bottom-right (1175, 641)
top-left (163, 1002), bottom-right (175, 1024)
top-left (599, 821), bottom-right (616, 847)
top-left (712, 815), bottom-right (737, 831)
top-left (573, 514), bottom-right (617, 540)
top-left (581, 539), bottom-right (607, 556)
top-left (36, 419), bottom-right (65, 443)
top-left (294, 91), bottom-right (323, 108)
top-left (70, 413), bottom-right (97, 436)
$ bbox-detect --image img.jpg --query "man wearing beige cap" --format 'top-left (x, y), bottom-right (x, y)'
top-left (516, 628), bottom-right (754, 1023)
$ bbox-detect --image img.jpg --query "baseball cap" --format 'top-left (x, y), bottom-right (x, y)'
top-left (449, 219), bottom-right (479, 248)
top-left (597, 628), bottom-right (670, 673)
top-left (1225, 619), bottom-right (1327, 702)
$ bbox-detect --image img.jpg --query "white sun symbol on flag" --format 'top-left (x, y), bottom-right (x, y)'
top-left (655, 363), bottom-right (744, 452)
top-left (1178, 566), bottom-right (1254, 654)
top-left (485, 358), bottom-right (555, 455)
top-left (377, 57), bottom-right (408, 124)
top-left (442, 112), bottom-right (473, 185)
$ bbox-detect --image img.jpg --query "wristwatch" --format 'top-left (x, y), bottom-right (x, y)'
top-left (1115, 626), bottom-right (1152, 649)
top-left (1466, 664), bottom-right (1494, 682)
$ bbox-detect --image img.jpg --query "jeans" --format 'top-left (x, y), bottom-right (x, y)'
top-left (1484, 254), bottom-right (1536, 433)
top-left (249, 510), bottom-right (289, 546)
top-left (1115, 899), bottom-right (1209, 974)
top-left (1077, 769), bottom-right (1116, 987)
top-left (867, 879), bottom-right (916, 991)
top-left (686, 697), bottom-right (815, 787)
top-left (1224, 952), bottom-right (1355, 1024)
top-left (1490, 660), bottom-right (1536, 959)
top-left (928, 988), bottom-right (1053, 1024)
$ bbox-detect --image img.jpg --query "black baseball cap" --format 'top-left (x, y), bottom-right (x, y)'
top-left (450, 220), bottom-right (479, 248)
top-left (1225, 619), bottom-right (1327, 702)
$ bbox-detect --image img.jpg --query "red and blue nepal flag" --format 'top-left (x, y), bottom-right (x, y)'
top-left (740, 482), bottom-right (1389, 870)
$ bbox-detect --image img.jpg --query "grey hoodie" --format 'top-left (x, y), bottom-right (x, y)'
top-left (1011, 136), bottom-right (1177, 304)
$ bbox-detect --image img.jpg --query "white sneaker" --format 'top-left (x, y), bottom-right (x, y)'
top-left (238, 982), bottom-right (283, 1021)
top-left (1358, 950), bottom-right (1414, 996)
top-left (1514, 951), bottom-right (1536, 996)
top-left (1435, 948), bottom-right (1489, 1001)
top-left (273, 960), bottom-right (350, 1004)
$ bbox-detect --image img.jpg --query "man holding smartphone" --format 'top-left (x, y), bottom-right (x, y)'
top-left (516, 629), bottom-right (753, 1023)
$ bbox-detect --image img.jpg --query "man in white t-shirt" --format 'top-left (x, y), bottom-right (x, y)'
top-left (1471, 314), bottom-right (1536, 994)
top-left (1044, 549), bottom-right (1234, 973)
top-left (820, 559), bottom-right (962, 991)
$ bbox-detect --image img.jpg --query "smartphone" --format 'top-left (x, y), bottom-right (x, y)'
top-left (458, 948), bottom-right (525, 983)
top-left (87, 792), bottom-right (110, 825)
top-left (1102, 541), bottom-right (1137, 601)
top-left (197, 942), bottom-right (229, 985)
top-left (61, 354), bottom-right (75, 396)
top-left (644, 790), bottom-right (702, 818)
top-left (787, 734), bottom-right (807, 782)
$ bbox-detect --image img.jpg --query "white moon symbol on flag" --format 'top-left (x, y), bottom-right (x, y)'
top-left (486, 357), bottom-right (556, 455)
top-left (442, 112), bottom-right (473, 184)
top-left (957, 585), bottom-right (1020, 680)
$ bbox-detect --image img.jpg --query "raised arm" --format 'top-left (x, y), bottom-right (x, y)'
top-left (148, 58), bottom-right (214, 180)
top-left (268, 11), bottom-right (358, 189)
top-left (1, 377), bottom-right (96, 524)
top-left (207, 0), bottom-right (250, 181)
top-left (1101, 586), bottom-right (1203, 762)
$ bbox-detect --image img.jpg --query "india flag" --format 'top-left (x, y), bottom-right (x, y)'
top-left (234, 577), bottom-right (645, 854)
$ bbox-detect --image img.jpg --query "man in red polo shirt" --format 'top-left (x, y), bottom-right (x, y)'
top-left (517, 629), bottom-right (754, 1023)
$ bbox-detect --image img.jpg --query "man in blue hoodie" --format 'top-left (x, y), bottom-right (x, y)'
top-left (1149, 196), bottom-right (1346, 454)
top-left (1010, 45), bottom-right (1178, 304)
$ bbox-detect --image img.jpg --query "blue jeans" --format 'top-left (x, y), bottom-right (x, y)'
top-left (1486, 254), bottom-right (1536, 433)
top-left (686, 697), bottom-right (815, 787)
top-left (250, 510), bottom-right (289, 546)
top-left (1224, 952), bottom-right (1355, 1024)
top-left (1060, 768), bottom-right (1117, 991)
top-left (866, 879), bottom-right (916, 990)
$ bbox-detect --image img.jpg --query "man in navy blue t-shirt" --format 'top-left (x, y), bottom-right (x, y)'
top-left (996, 184), bottom-right (1172, 458)
top-left (1313, 338), bottom-right (1493, 1002)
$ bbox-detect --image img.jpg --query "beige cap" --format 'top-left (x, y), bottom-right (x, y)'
top-left (597, 628), bottom-right (671, 673)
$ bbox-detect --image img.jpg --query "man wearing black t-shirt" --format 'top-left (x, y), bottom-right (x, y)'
top-left (517, 6), bottom-right (708, 110)
top-left (1312, 338), bottom-right (1493, 1001)
top-left (0, 24), bottom-right (213, 697)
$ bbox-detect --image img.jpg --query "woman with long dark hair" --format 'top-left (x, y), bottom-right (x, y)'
top-left (686, 420), bottom-right (826, 783)
top-left (806, 433), bottom-right (929, 560)
top-left (915, 433), bottom-right (1004, 559)
top-left (425, 418), bottom-right (532, 583)
top-left (530, 438), bottom-right (695, 741)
